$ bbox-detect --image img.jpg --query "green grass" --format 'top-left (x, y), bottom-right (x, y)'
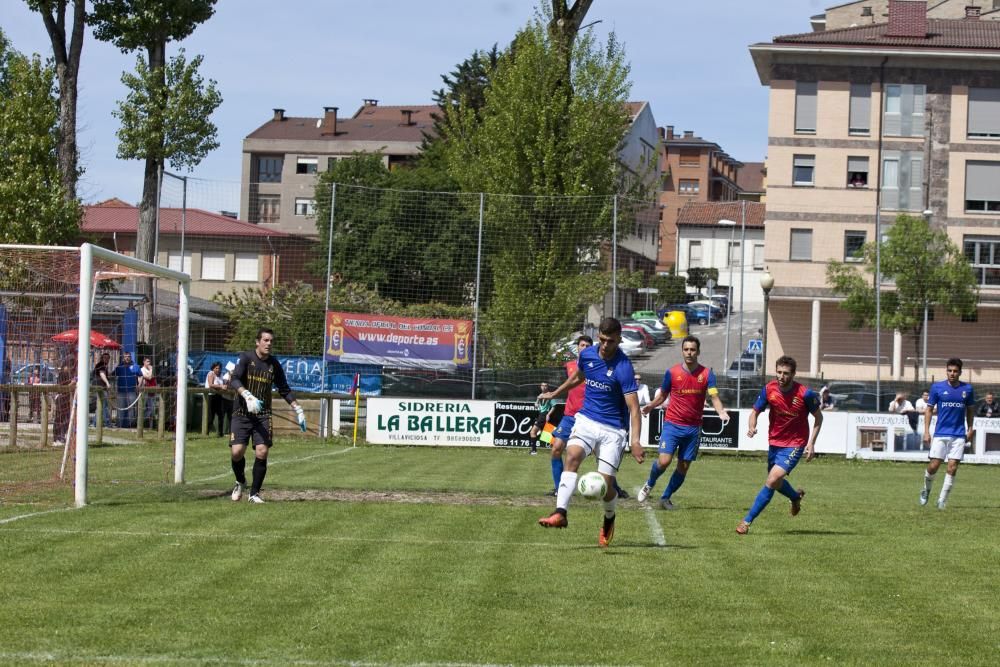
top-left (2, 437), bottom-right (1000, 666)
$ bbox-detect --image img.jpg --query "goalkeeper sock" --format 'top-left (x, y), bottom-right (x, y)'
top-left (231, 457), bottom-right (246, 486)
top-left (251, 457), bottom-right (267, 495)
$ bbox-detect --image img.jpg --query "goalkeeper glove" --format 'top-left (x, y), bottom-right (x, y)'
top-left (294, 405), bottom-right (307, 432)
top-left (240, 389), bottom-right (262, 414)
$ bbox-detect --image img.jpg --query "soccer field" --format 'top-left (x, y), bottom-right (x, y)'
top-left (1, 437), bottom-right (999, 666)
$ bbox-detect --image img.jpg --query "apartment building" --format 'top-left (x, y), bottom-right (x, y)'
top-left (813, 0), bottom-right (1000, 31)
top-left (751, 0), bottom-right (1000, 381)
top-left (656, 127), bottom-right (744, 272)
top-left (240, 101), bottom-right (434, 236)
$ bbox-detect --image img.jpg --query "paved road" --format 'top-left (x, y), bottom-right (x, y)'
top-left (633, 309), bottom-right (764, 378)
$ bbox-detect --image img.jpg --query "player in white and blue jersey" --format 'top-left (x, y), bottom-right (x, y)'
top-left (537, 318), bottom-right (645, 547)
top-left (920, 357), bottom-right (975, 510)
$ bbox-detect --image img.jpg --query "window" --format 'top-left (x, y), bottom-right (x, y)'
top-left (234, 253), bottom-right (259, 282)
top-left (256, 156), bottom-right (283, 183)
top-left (795, 81), bottom-right (817, 134)
top-left (965, 162), bottom-right (1000, 212)
top-left (968, 88), bottom-right (1000, 138)
top-left (753, 244), bottom-right (764, 270)
top-left (679, 179), bottom-right (700, 195)
top-left (327, 157), bottom-right (340, 170)
top-left (790, 229), bottom-right (812, 261)
top-left (883, 84), bottom-right (925, 137)
top-left (964, 237), bottom-right (1000, 286)
top-left (861, 5), bottom-right (873, 16)
top-left (847, 156), bottom-right (869, 187)
top-left (201, 251), bottom-right (225, 281)
top-left (793, 154), bottom-right (815, 186)
top-left (728, 241), bottom-right (741, 268)
top-left (849, 83), bottom-right (871, 135)
top-left (294, 197), bottom-right (316, 216)
top-left (688, 241), bottom-right (702, 269)
top-left (167, 250), bottom-right (192, 274)
top-left (844, 231), bottom-right (866, 262)
top-left (679, 149), bottom-right (700, 167)
top-left (255, 194), bottom-right (279, 224)
top-left (881, 151), bottom-right (924, 211)
top-left (296, 157), bottom-right (318, 174)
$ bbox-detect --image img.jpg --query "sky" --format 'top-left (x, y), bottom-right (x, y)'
top-left (2, 0), bottom-right (829, 212)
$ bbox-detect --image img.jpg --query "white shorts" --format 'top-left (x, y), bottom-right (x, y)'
top-left (567, 413), bottom-right (628, 475)
top-left (930, 436), bottom-right (967, 461)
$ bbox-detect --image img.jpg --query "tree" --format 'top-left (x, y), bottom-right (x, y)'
top-left (648, 272), bottom-right (687, 306)
top-left (0, 33), bottom-right (81, 244)
top-left (91, 0), bottom-right (219, 338)
top-left (26, 0), bottom-right (85, 201)
top-left (685, 267), bottom-right (718, 294)
top-left (827, 214), bottom-right (978, 380)
top-left (436, 8), bottom-right (634, 367)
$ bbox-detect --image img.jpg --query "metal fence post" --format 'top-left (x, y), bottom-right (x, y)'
top-left (471, 193), bottom-right (485, 400)
top-left (612, 195), bottom-right (618, 318)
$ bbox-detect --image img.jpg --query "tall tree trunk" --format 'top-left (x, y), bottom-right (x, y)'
top-left (37, 0), bottom-right (86, 202)
top-left (135, 40), bottom-right (167, 342)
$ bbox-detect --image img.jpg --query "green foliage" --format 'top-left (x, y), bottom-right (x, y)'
top-left (113, 48), bottom-right (221, 169)
top-left (648, 272), bottom-right (688, 305)
top-left (686, 267), bottom-right (719, 292)
top-left (827, 214), bottom-right (978, 379)
top-left (90, 0), bottom-right (216, 52)
top-left (0, 36), bottom-right (80, 244)
top-left (314, 154), bottom-right (476, 308)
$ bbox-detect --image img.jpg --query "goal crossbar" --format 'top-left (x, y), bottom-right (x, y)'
top-left (75, 243), bottom-right (191, 506)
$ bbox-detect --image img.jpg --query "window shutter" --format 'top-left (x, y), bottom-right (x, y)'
top-left (884, 86), bottom-right (902, 136)
top-left (847, 156), bottom-right (869, 172)
top-left (849, 83), bottom-right (871, 133)
top-left (907, 156), bottom-right (924, 212)
top-left (910, 85), bottom-right (926, 137)
top-left (969, 88), bottom-right (1000, 137)
top-left (790, 229), bottom-right (812, 261)
top-left (882, 155), bottom-right (900, 210)
top-left (966, 162), bottom-right (1000, 202)
top-left (795, 82), bottom-right (817, 132)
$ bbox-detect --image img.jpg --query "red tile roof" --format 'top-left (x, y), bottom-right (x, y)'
top-left (773, 18), bottom-right (1000, 49)
top-left (676, 202), bottom-right (766, 228)
top-left (84, 200), bottom-right (290, 237)
top-left (247, 104), bottom-right (436, 143)
top-left (737, 162), bottom-right (766, 194)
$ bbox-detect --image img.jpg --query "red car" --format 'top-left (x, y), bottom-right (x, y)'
top-left (622, 324), bottom-right (655, 349)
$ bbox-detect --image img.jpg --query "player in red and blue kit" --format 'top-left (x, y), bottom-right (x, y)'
top-left (737, 355), bottom-right (822, 535)
top-left (538, 318), bottom-right (645, 547)
top-left (919, 357), bottom-right (975, 510)
top-left (637, 336), bottom-right (729, 509)
top-left (547, 335), bottom-right (592, 495)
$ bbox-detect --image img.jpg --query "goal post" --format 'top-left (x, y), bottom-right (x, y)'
top-left (74, 243), bottom-right (191, 506)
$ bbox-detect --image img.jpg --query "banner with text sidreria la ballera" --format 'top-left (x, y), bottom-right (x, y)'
top-left (325, 312), bottom-right (473, 370)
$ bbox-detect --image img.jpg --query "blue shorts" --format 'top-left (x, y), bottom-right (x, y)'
top-left (658, 422), bottom-right (701, 461)
top-left (768, 446), bottom-right (805, 474)
top-left (553, 415), bottom-right (575, 442)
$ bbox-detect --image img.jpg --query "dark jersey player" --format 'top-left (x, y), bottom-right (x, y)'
top-left (228, 327), bottom-right (306, 504)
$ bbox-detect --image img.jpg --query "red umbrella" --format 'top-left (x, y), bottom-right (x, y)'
top-left (51, 329), bottom-right (122, 349)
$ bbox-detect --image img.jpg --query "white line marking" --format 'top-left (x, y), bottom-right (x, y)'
top-left (638, 487), bottom-right (667, 547)
top-left (0, 506), bottom-right (80, 526)
top-left (0, 653), bottom-right (626, 667)
top-left (191, 447), bottom-right (357, 483)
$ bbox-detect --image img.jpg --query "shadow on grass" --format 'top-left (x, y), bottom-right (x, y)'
top-left (783, 529), bottom-right (858, 536)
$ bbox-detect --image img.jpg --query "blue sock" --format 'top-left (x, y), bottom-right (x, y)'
top-left (662, 470), bottom-right (686, 500)
top-left (777, 479), bottom-right (799, 500)
top-left (745, 486), bottom-right (775, 524)
top-left (647, 461), bottom-right (666, 488)
top-left (551, 457), bottom-right (563, 490)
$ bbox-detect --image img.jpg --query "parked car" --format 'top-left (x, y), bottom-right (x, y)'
top-left (630, 310), bottom-right (658, 320)
top-left (12, 362), bottom-right (59, 384)
top-left (664, 303), bottom-right (712, 326)
top-left (623, 319), bottom-right (668, 345)
top-left (725, 359), bottom-right (759, 380)
top-left (687, 300), bottom-right (726, 321)
top-left (622, 324), bottom-right (656, 349)
top-left (618, 329), bottom-right (647, 357)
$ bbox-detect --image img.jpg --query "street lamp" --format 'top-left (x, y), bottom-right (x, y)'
top-left (718, 219), bottom-right (737, 374)
top-left (760, 270), bottom-right (774, 381)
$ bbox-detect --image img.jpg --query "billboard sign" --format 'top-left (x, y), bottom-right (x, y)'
top-left (325, 312), bottom-right (473, 370)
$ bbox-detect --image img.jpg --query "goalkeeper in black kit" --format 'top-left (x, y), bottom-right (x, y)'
top-left (228, 327), bottom-right (306, 504)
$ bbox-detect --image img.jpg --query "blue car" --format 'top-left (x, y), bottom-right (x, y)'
top-left (662, 304), bottom-right (713, 326)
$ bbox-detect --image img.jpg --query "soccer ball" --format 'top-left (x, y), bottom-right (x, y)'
top-left (577, 471), bottom-right (607, 499)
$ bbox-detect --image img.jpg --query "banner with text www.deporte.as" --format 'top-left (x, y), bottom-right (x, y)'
top-left (325, 312), bottom-right (473, 370)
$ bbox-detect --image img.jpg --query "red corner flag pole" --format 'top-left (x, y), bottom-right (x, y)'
top-left (351, 373), bottom-right (361, 447)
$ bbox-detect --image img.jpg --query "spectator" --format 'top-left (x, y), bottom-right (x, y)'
top-left (28, 368), bottom-right (42, 423)
top-left (635, 373), bottom-right (652, 407)
top-left (111, 352), bottom-right (141, 428)
top-left (0, 354), bottom-right (10, 422)
top-left (53, 356), bottom-right (76, 446)
top-left (915, 390), bottom-right (930, 416)
top-left (888, 392), bottom-right (918, 433)
top-left (139, 357), bottom-right (157, 427)
top-left (205, 361), bottom-right (228, 437)
top-left (976, 391), bottom-right (999, 418)
top-left (819, 386), bottom-right (836, 411)
top-left (91, 353), bottom-right (112, 426)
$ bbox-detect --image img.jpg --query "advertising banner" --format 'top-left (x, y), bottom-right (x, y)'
top-left (365, 397), bottom-right (494, 446)
top-left (325, 312), bottom-right (473, 370)
top-left (188, 352), bottom-right (381, 395)
top-left (493, 401), bottom-right (565, 448)
top-left (646, 408), bottom-right (739, 449)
